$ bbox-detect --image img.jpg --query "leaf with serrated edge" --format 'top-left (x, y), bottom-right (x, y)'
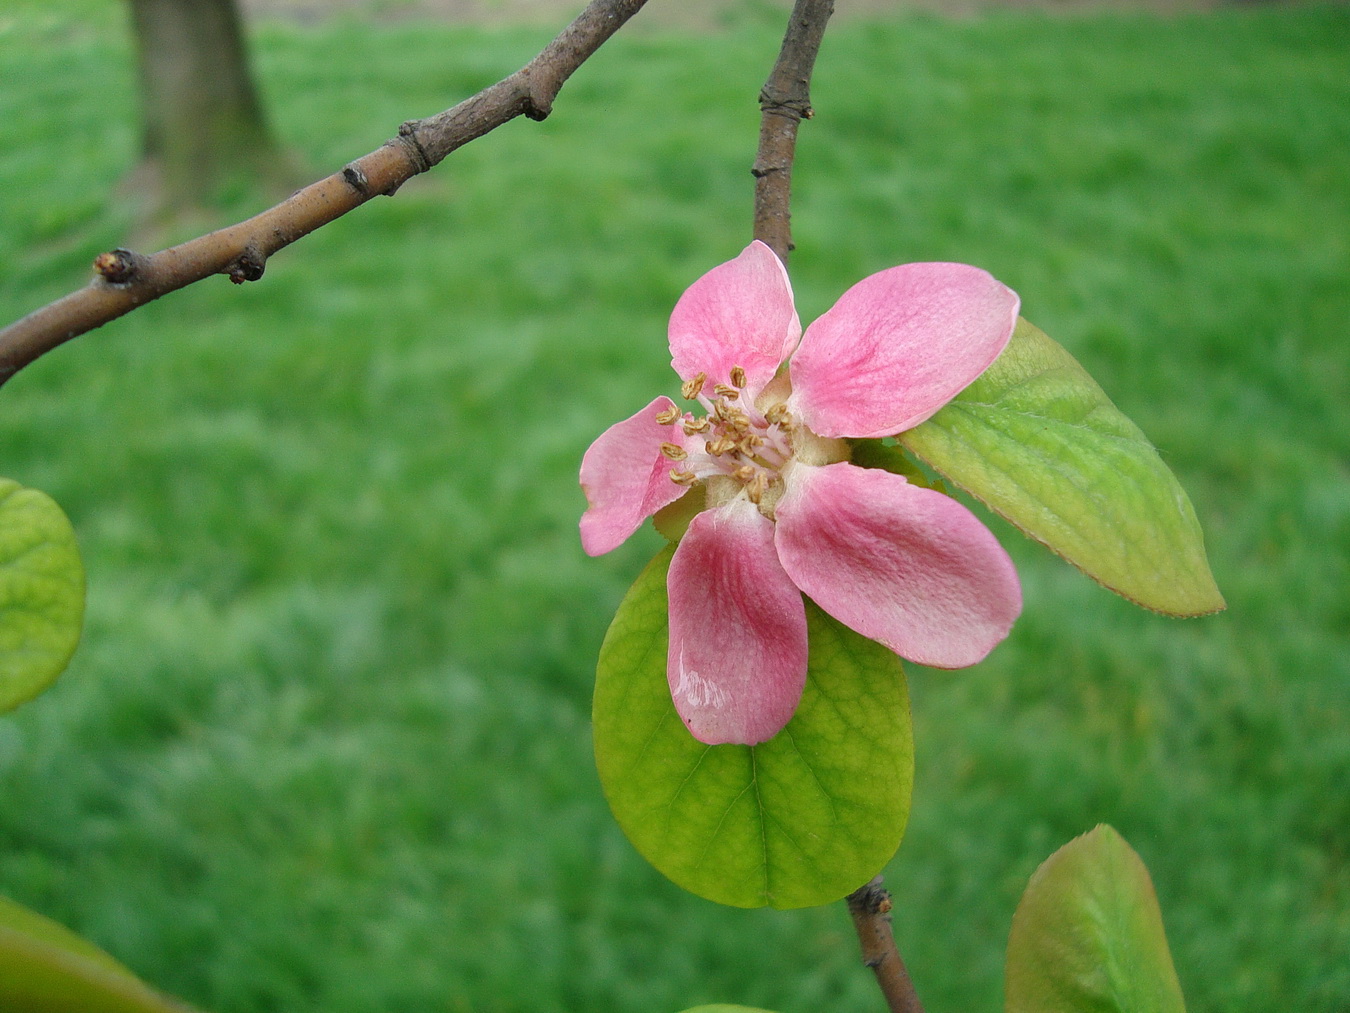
top-left (0, 479), bottom-right (85, 713)
top-left (594, 547), bottom-right (913, 909)
top-left (1005, 825), bottom-right (1187, 1013)
top-left (0, 895), bottom-right (198, 1013)
top-left (900, 318), bottom-right (1223, 617)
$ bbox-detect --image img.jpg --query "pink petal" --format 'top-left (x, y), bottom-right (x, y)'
top-left (787, 263), bottom-right (1019, 438)
top-left (774, 462), bottom-right (1021, 668)
top-left (669, 240), bottom-right (802, 395)
top-left (579, 396), bottom-right (689, 556)
top-left (667, 497), bottom-right (808, 745)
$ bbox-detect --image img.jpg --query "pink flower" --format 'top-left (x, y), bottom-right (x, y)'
top-left (580, 241), bottom-right (1023, 745)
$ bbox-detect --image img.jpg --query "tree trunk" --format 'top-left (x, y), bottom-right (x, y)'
top-left (126, 0), bottom-right (281, 214)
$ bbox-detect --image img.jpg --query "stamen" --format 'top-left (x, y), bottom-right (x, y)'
top-left (670, 469), bottom-right (697, 486)
top-left (706, 436), bottom-right (739, 457)
top-left (661, 442), bottom-right (689, 461)
top-left (680, 372), bottom-right (708, 400)
top-left (733, 465), bottom-right (756, 483)
top-left (655, 406), bottom-right (682, 425)
top-left (730, 365), bottom-right (747, 388)
top-left (745, 472), bottom-right (770, 504)
top-left (764, 403), bottom-right (792, 426)
top-left (721, 406), bottom-right (751, 432)
top-left (713, 383), bottom-right (740, 400)
top-left (681, 417), bottom-right (711, 435)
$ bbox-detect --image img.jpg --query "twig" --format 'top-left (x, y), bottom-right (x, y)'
top-left (846, 876), bottom-right (926, 1013)
top-left (0, 0), bottom-right (650, 389)
top-left (752, 0), bottom-right (835, 264)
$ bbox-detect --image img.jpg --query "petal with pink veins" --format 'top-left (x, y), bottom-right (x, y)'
top-left (579, 396), bottom-right (690, 556)
top-left (775, 462), bottom-right (1021, 668)
top-left (788, 263), bottom-right (1019, 439)
top-left (667, 497), bottom-right (808, 745)
top-left (669, 240), bottom-right (802, 395)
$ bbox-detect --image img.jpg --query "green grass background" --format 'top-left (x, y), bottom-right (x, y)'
top-left (2, 2), bottom-right (1347, 1010)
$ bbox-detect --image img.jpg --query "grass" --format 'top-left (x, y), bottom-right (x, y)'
top-left (2, 3), bottom-right (1348, 1011)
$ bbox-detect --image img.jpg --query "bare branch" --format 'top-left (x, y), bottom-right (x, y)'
top-left (846, 876), bottom-right (927, 1013)
top-left (752, 0), bottom-right (835, 264)
top-left (0, 0), bottom-right (650, 388)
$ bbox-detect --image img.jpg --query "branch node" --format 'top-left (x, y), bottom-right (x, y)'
top-left (342, 163), bottom-right (371, 196)
top-left (228, 246), bottom-right (267, 285)
top-left (521, 70), bottom-right (555, 121)
top-left (397, 122), bottom-right (433, 170)
top-left (92, 248), bottom-right (143, 286)
top-left (759, 89), bottom-right (813, 122)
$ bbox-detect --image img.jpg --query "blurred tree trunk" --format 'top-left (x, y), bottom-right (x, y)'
top-left (126, 0), bottom-right (284, 216)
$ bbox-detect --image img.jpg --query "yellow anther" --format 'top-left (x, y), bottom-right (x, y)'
top-left (733, 465), bottom-right (757, 483)
top-left (670, 469), bottom-right (698, 486)
top-left (680, 372), bottom-right (708, 400)
top-left (764, 403), bottom-right (792, 426)
top-left (655, 406), bottom-right (682, 425)
top-left (707, 436), bottom-right (739, 457)
top-left (713, 383), bottom-right (740, 400)
top-left (725, 407), bottom-right (751, 431)
top-left (730, 365), bottom-right (747, 388)
top-left (681, 417), bottom-right (711, 435)
top-left (661, 442), bottom-right (689, 461)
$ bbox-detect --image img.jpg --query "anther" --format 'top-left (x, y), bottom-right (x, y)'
top-left (707, 436), bottom-right (738, 457)
top-left (723, 406), bottom-right (751, 431)
top-left (746, 472), bottom-right (770, 504)
top-left (670, 469), bottom-right (697, 486)
top-left (661, 442), bottom-right (688, 461)
top-left (765, 403), bottom-right (791, 426)
top-left (681, 417), bottom-right (711, 435)
top-left (733, 465), bottom-right (756, 483)
top-left (655, 406), bottom-right (682, 425)
top-left (730, 365), bottom-right (747, 388)
top-left (681, 372), bottom-right (708, 400)
top-left (713, 383), bottom-right (740, 400)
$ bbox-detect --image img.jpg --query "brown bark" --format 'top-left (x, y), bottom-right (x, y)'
top-left (0, 0), bottom-right (651, 387)
top-left (752, 0), bottom-right (834, 265)
top-left (847, 876), bottom-right (927, 1013)
top-left (125, 0), bottom-right (281, 212)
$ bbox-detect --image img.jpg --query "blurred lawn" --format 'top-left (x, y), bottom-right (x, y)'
top-left (1, 3), bottom-right (1347, 1011)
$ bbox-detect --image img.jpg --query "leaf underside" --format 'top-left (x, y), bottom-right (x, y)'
top-left (1005, 825), bottom-right (1187, 1013)
top-left (901, 318), bottom-right (1224, 617)
top-left (594, 547), bottom-right (914, 910)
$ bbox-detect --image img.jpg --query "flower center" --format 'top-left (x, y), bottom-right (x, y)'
top-left (656, 366), bottom-right (797, 516)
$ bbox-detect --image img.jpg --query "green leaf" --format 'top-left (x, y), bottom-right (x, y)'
top-left (676, 1007), bottom-right (779, 1012)
top-left (900, 318), bottom-right (1224, 617)
top-left (0, 894), bottom-right (198, 1012)
top-left (0, 479), bottom-right (86, 713)
top-left (1005, 825), bottom-right (1187, 1013)
top-left (594, 547), bottom-right (913, 910)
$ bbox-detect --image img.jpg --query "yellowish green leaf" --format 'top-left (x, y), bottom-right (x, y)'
top-left (901, 318), bottom-right (1223, 616)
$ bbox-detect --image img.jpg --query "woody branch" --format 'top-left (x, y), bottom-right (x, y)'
top-left (0, 0), bottom-right (650, 388)
top-left (752, 0), bottom-right (834, 264)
